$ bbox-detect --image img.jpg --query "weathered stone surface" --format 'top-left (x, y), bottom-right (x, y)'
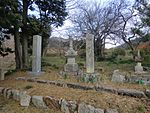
top-left (95, 108), bottom-right (104, 113)
top-left (12, 89), bottom-right (20, 101)
top-left (78, 103), bottom-right (95, 113)
top-left (105, 109), bottom-right (119, 113)
top-left (61, 99), bottom-right (70, 113)
top-left (32, 96), bottom-right (47, 109)
top-left (118, 89), bottom-right (146, 98)
top-left (86, 33), bottom-right (94, 74)
top-left (31, 35), bottom-right (42, 75)
top-left (111, 70), bottom-right (125, 83)
top-left (43, 96), bottom-right (60, 110)
top-left (64, 38), bottom-right (78, 73)
top-left (6, 89), bottom-right (12, 99)
top-left (135, 62), bottom-right (144, 74)
top-left (3, 88), bottom-right (11, 98)
top-left (37, 80), bottom-right (47, 84)
top-left (0, 87), bottom-right (4, 94)
top-left (145, 90), bottom-right (150, 98)
top-left (68, 101), bottom-right (77, 113)
top-left (95, 86), bottom-right (117, 94)
top-left (67, 83), bottom-right (94, 90)
top-left (20, 92), bottom-right (31, 107)
top-left (26, 78), bottom-right (37, 82)
top-left (16, 77), bottom-right (26, 80)
top-left (47, 80), bottom-right (56, 85)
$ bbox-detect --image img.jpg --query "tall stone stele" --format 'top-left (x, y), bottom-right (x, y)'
top-left (31, 35), bottom-right (42, 75)
top-left (64, 39), bottom-right (78, 73)
top-left (86, 33), bottom-right (94, 74)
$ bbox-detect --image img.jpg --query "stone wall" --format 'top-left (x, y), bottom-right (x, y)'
top-left (0, 87), bottom-right (120, 113)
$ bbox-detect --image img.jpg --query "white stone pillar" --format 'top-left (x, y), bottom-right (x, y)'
top-left (32, 35), bottom-right (42, 75)
top-left (86, 33), bottom-right (94, 73)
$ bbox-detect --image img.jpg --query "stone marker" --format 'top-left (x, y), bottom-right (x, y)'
top-left (64, 38), bottom-right (78, 73)
top-left (134, 50), bottom-right (145, 74)
top-left (135, 62), bottom-right (144, 74)
top-left (86, 33), bottom-right (94, 74)
top-left (111, 70), bottom-right (125, 83)
top-left (31, 35), bottom-right (42, 75)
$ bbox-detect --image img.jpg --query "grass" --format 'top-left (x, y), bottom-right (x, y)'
top-left (0, 96), bottom-right (61, 113)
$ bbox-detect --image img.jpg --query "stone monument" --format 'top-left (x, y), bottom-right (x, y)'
top-left (64, 38), bottom-right (78, 73)
top-left (84, 32), bottom-right (99, 82)
top-left (135, 50), bottom-right (144, 74)
top-left (86, 33), bottom-right (94, 73)
top-left (31, 35), bottom-right (42, 76)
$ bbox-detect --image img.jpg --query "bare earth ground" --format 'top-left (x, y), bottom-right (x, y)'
top-left (0, 71), bottom-right (150, 113)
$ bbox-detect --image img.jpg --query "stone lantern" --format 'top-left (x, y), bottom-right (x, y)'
top-left (64, 39), bottom-right (78, 73)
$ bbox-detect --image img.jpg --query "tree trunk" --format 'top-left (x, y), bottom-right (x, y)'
top-left (22, 0), bottom-right (29, 69)
top-left (14, 27), bottom-right (23, 69)
top-left (95, 38), bottom-right (104, 60)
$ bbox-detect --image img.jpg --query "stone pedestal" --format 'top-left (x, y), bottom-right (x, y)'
top-left (30, 35), bottom-right (43, 76)
top-left (135, 62), bottom-right (144, 74)
top-left (64, 39), bottom-right (78, 74)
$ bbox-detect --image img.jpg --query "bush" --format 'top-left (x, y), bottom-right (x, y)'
top-left (112, 48), bottom-right (126, 57)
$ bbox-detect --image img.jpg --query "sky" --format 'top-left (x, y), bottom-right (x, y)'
top-left (29, 0), bottom-right (135, 49)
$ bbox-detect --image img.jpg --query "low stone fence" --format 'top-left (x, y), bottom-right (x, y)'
top-left (0, 87), bottom-right (119, 113)
top-left (16, 77), bottom-right (150, 99)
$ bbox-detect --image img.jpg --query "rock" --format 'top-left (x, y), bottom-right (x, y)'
top-left (37, 80), bottom-right (47, 84)
top-left (95, 85), bottom-right (117, 94)
top-left (43, 96), bottom-right (60, 110)
top-left (111, 70), bottom-right (125, 83)
top-left (61, 99), bottom-right (69, 113)
top-left (145, 90), bottom-right (150, 98)
top-left (20, 92), bottom-right (31, 107)
top-left (78, 102), bottom-right (95, 113)
top-left (67, 83), bottom-right (94, 90)
top-left (12, 89), bottom-right (20, 101)
top-left (6, 89), bottom-right (12, 99)
top-left (0, 87), bottom-right (4, 94)
top-left (105, 109), bottom-right (119, 113)
top-left (68, 101), bottom-right (77, 113)
top-left (32, 96), bottom-right (47, 109)
top-left (16, 77), bottom-right (26, 80)
top-left (3, 88), bottom-right (11, 98)
top-left (118, 89), bottom-right (146, 98)
top-left (94, 108), bottom-right (104, 113)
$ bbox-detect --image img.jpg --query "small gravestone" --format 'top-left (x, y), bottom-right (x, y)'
top-left (111, 70), bottom-right (125, 83)
top-left (64, 38), bottom-right (78, 74)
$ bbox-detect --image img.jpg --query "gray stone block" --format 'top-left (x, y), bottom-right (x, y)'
top-left (61, 99), bottom-right (70, 113)
top-left (12, 89), bottom-right (20, 101)
top-left (145, 90), bottom-right (150, 98)
top-left (20, 92), bottom-right (31, 107)
top-left (95, 108), bottom-right (104, 113)
top-left (32, 96), bottom-right (47, 109)
top-left (105, 109), bottom-right (119, 113)
top-left (78, 103), bottom-right (95, 113)
top-left (117, 89), bottom-right (146, 98)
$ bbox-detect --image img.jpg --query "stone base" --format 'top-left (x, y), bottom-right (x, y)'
top-left (64, 63), bottom-right (78, 72)
top-left (82, 72), bottom-right (100, 83)
top-left (28, 71), bottom-right (45, 76)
